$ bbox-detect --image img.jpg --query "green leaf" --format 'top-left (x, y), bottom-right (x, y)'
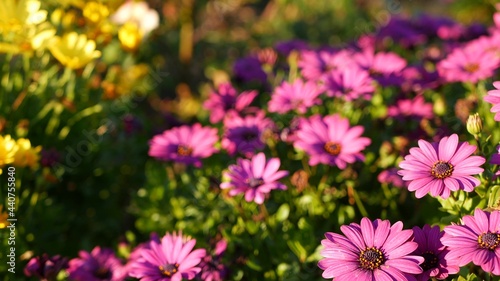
top-left (488, 185), bottom-right (500, 208)
top-left (287, 240), bottom-right (307, 262)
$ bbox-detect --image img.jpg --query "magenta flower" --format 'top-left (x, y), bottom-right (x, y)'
top-left (24, 254), bottom-right (68, 281)
top-left (398, 134), bottom-right (485, 199)
top-left (484, 81), bottom-right (500, 121)
top-left (437, 43), bottom-right (500, 83)
top-left (387, 96), bottom-right (434, 121)
top-left (220, 152), bottom-right (288, 204)
top-left (323, 66), bottom-right (375, 101)
top-left (221, 111), bottom-right (274, 157)
top-left (411, 225), bottom-right (460, 281)
top-left (67, 247), bottom-right (127, 281)
top-left (354, 48), bottom-right (407, 86)
top-left (268, 79), bottom-right (322, 114)
top-left (148, 124), bottom-right (219, 167)
top-left (377, 168), bottom-right (408, 188)
top-left (130, 232), bottom-right (206, 281)
top-left (441, 209), bottom-right (500, 275)
top-left (197, 239), bottom-right (229, 281)
top-left (293, 114), bottom-right (371, 169)
top-left (202, 83), bottom-right (257, 124)
top-left (298, 49), bottom-right (353, 81)
top-left (318, 218), bottom-right (424, 281)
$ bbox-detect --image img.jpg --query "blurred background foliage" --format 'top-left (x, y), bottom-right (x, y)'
top-left (1, 0), bottom-right (500, 280)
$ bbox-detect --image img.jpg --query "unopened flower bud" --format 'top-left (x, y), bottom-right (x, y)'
top-left (466, 113), bottom-right (482, 136)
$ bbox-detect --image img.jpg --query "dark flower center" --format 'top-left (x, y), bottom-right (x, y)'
top-left (159, 263), bottom-right (179, 277)
top-left (431, 161), bottom-right (454, 179)
top-left (478, 232), bottom-right (500, 250)
top-left (242, 131), bottom-right (258, 141)
top-left (421, 251), bottom-right (439, 271)
top-left (177, 144), bottom-right (193, 156)
top-left (324, 141), bottom-right (341, 156)
top-left (247, 177), bottom-right (264, 188)
top-left (359, 247), bottom-right (385, 270)
top-left (464, 63), bottom-right (479, 73)
top-left (93, 267), bottom-right (111, 279)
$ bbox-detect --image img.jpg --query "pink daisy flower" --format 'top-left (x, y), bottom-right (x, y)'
top-left (377, 168), bottom-right (408, 188)
top-left (298, 49), bottom-right (353, 81)
top-left (293, 114), bottom-right (371, 169)
top-left (398, 134), bottom-right (485, 199)
top-left (67, 247), bottom-right (127, 281)
top-left (387, 95), bottom-right (434, 121)
top-left (484, 81), bottom-right (500, 121)
top-left (129, 232), bottom-right (206, 281)
top-left (318, 218), bottom-right (424, 281)
top-left (437, 43), bottom-right (500, 83)
top-left (202, 83), bottom-right (257, 124)
top-left (323, 66), bottom-right (375, 101)
top-left (148, 124), bottom-right (219, 167)
top-left (268, 79), bottom-right (322, 114)
top-left (354, 48), bottom-right (407, 86)
top-left (411, 225), bottom-right (460, 281)
top-left (441, 209), bottom-right (500, 275)
top-left (220, 152), bottom-right (288, 204)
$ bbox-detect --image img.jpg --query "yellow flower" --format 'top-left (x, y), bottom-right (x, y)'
top-left (0, 135), bottom-right (18, 167)
top-left (0, 0), bottom-right (55, 54)
top-left (83, 2), bottom-right (109, 24)
top-left (13, 138), bottom-right (41, 169)
top-left (0, 205), bottom-right (8, 229)
top-left (118, 22), bottom-right (142, 52)
top-left (49, 32), bottom-right (101, 69)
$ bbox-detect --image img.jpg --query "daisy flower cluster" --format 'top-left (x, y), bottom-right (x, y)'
top-left (10, 1), bottom-right (500, 281)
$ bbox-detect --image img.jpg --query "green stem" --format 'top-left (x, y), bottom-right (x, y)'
top-left (351, 186), bottom-right (368, 217)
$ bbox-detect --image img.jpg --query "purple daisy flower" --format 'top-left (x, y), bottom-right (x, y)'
top-left (220, 152), bottom-right (288, 204)
top-left (484, 81), bottom-right (500, 121)
top-left (411, 225), bottom-right (460, 281)
top-left (197, 239), bottom-right (229, 281)
top-left (203, 83), bottom-right (258, 124)
top-left (130, 232), bottom-right (206, 281)
top-left (221, 111), bottom-right (274, 157)
top-left (398, 134), bottom-right (485, 199)
top-left (323, 66), bottom-right (375, 101)
top-left (437, 43), bottom-right (500, 83)
top-left (24, 254), bottom-right (68, 281)
top-left (148, 124), bottom-right (219, 167)
top-left (387, 96), bottom-right (434, 121)
top-left (233, 56), bottom-right (267, 84)
top-left (293, 114), bottom-right (371, 169)
top-left (318, 218), bottom-right (424, 281)
top-left (67, 247), bottom-right (127, 281)
top-left (268, 79), bottom-right (322, 114)
top-left (441, 208), bottom-right (500, 275)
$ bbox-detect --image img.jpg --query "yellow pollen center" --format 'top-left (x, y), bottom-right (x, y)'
top-left (431, 161), bottom-right (453, 179)
top-left (159, 263), bottom-right (179, 277)
top-left (359, 247), bottom-right (385, 270)
top-left (478, 232), bottom-right (500, 250)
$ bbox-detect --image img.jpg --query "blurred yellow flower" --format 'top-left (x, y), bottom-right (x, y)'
top-left (111, 1), bottom-right (159, 37)
top-left (0, 205), bottom-right (8, 229)
top-left (0, 0), bottom-right (55, 54)
top-left (49, 32), bottom-right (101, 69)
top-left (0, 135), bottom-right (17, 167)
top-left (13, 138), bottom-right (41, 169)
top-left (83, 2), bottom-right (109, 24)
top-left (118, 22), bottom-right (142, 52)
top-left (0, 135), bottom-right (17, 175)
